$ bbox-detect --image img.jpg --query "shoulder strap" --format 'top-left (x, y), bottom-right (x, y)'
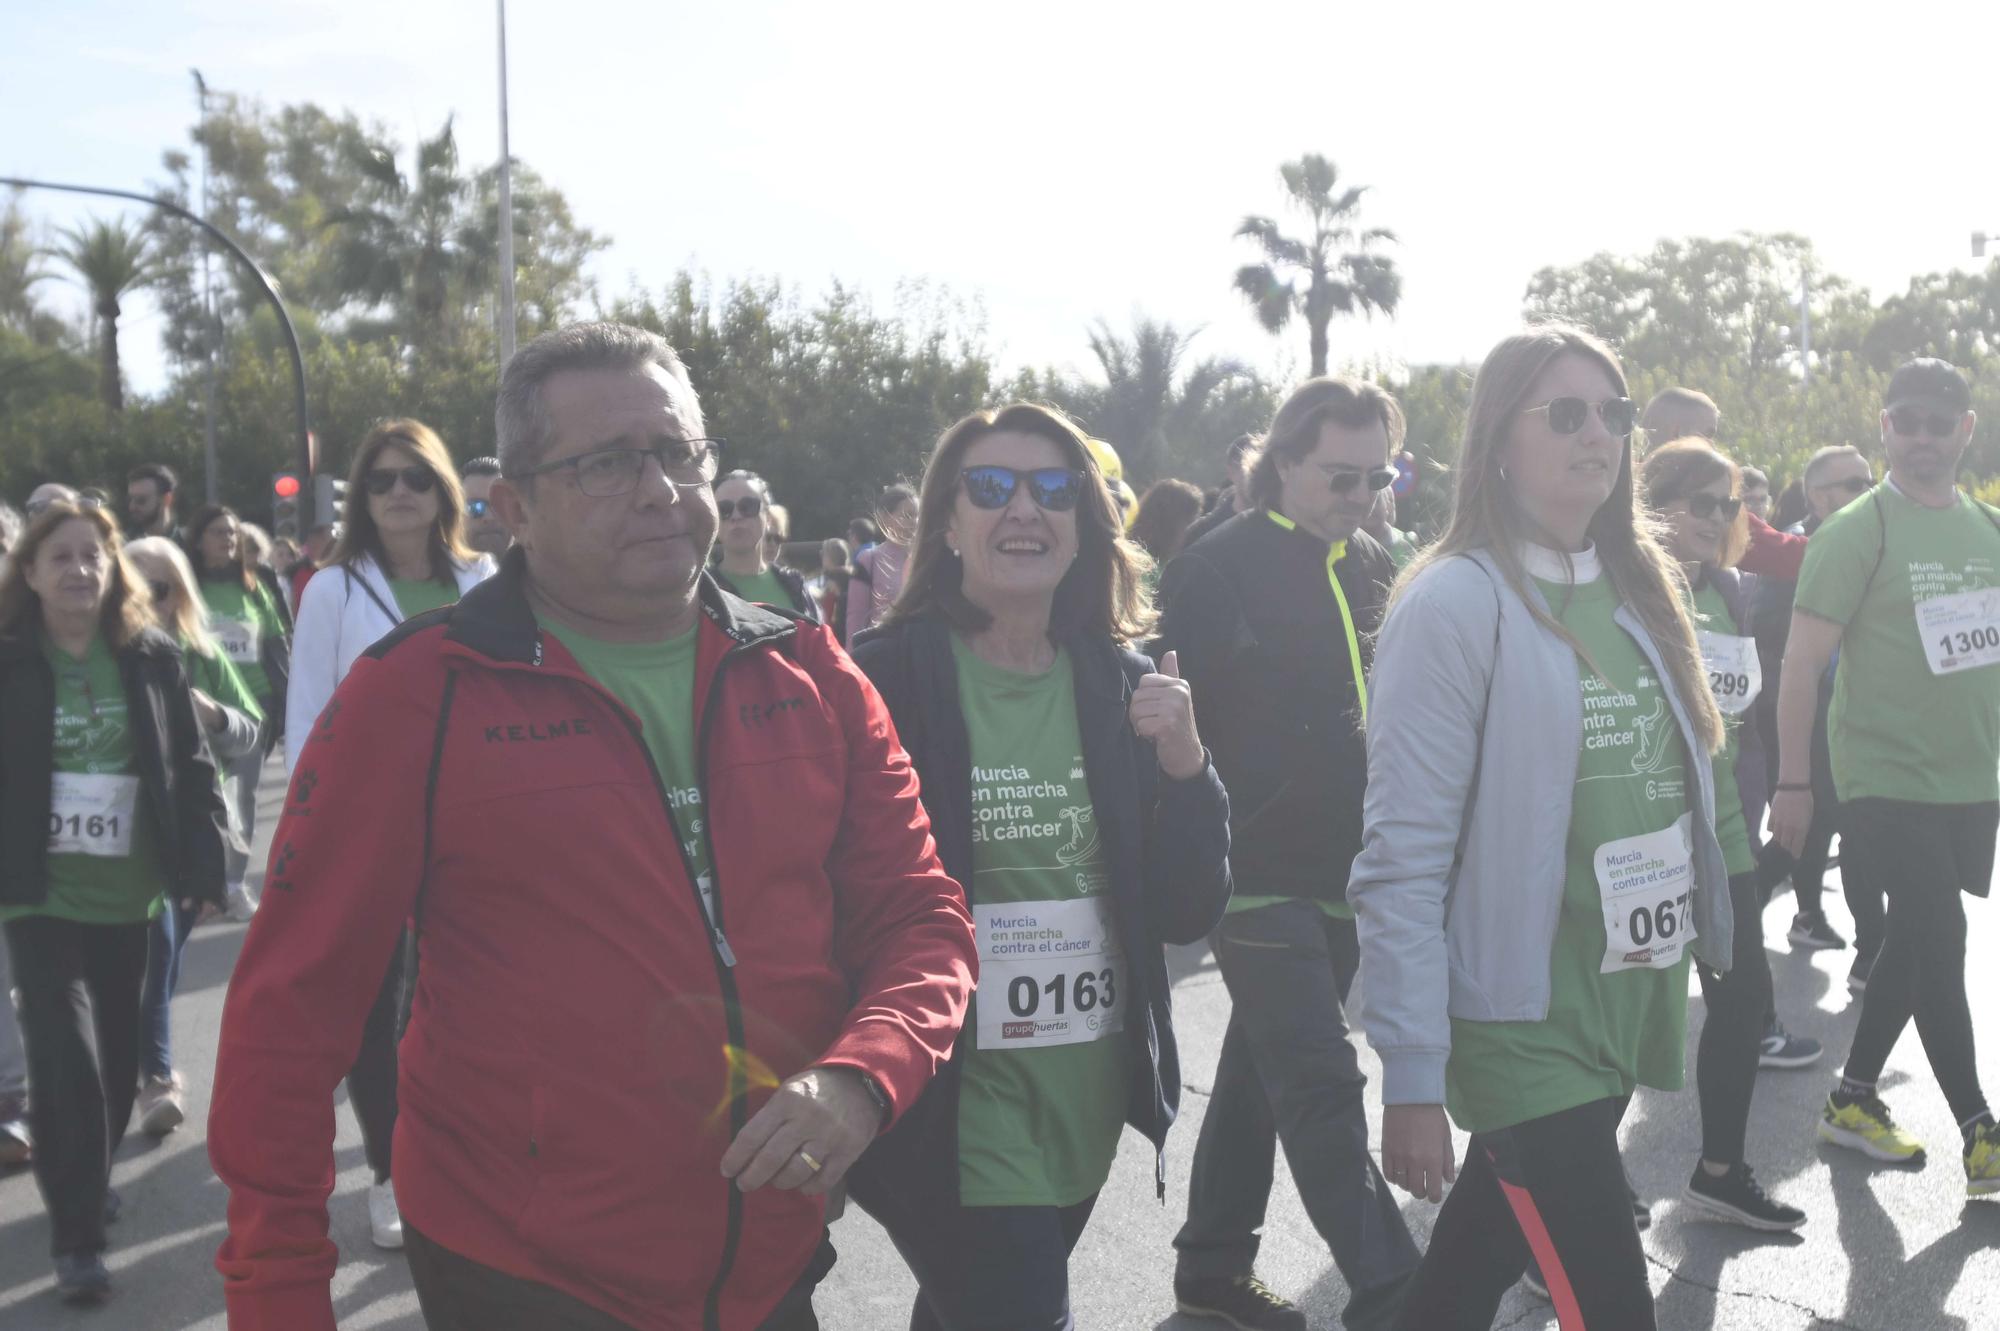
top-left (344, 565), bottom-right (403, 626)
top-left (1858, 491), bottom-right (1890, 605)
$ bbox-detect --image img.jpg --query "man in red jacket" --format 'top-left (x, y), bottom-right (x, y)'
top-left (209, 321), bottom-right (977, 1331)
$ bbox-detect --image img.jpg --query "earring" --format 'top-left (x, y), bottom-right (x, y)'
top-left (1498, 465), bottom-right (1511, 483)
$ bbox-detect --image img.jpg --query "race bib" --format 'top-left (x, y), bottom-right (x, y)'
top-left (48, 772), bottom-right (139, 857)
top-left (213, 618), bottom-right (259, 666)
top-left (1916, 587), bottom-right (2000, 676)
top-left (1595, 814), bottom-right (1696, 973)
top-left (974, 898), bottom-right (1125, 1051)
top-left (1697, 630), bottom-right (1761, 715)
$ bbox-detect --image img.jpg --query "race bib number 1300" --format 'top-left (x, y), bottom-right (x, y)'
top-left (973, 898), bottom-right (1125, 1051)
top-left (1916, 587), bottom-right (2000, 677)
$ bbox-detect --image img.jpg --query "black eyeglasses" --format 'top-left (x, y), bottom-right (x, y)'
top-left (466, 498), bottom-right (491, 518)
top-left (522, 439), bottom-right (724, 498)
top-left (1887, 405), bottom-right (1964, 439)
top-left (1318, 464), bottom-right (1399, 495)
top-left (364, 466), bottom-right (438, 496)
top-left (959, 466), bottom-right (1086, 512)
top-left (1527, 396), bottom-right (1639, 437)
top-left (1816, 476), bottom-right (1871, 497)
top-left (717, 495), bottom-right (765, 521)
top-left (1683, 493), bottom-right (1742, 521)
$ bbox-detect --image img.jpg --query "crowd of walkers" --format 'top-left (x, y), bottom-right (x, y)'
top-left (0, 317), bottom-right (1993, 1331)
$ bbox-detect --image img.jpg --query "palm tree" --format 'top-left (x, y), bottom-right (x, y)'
top-left (51, 216), bottom-right (158, 410)
top-left (1086, 317), bottom-right (1251, 482)
top-left (1233, 154), bottom-right (1400, 376)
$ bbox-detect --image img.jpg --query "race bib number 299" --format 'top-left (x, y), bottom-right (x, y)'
top-left (973, 898), bottom-right (1125, 1051)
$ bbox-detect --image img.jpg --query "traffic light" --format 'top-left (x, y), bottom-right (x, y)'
top-left (312, 475), bottom-right (347, 529)
top-left (271, 472), bottom-right (302, 540)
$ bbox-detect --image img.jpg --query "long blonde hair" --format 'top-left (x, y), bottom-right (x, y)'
top-left (126, 536), bottom-right (219, 658)
top-left (1394, 325), bottom-right (1722, 754)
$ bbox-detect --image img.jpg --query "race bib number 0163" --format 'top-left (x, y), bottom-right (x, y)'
top-left (1697, 630), bottom-right (1761, 715)
top-left (973, 898), bottom-right (1125, 1051)
top-left (1594, 814), bottom-right (1697, 973)
top-left (1916, 587), bottom-right (2000, 676)
top-left (48, 771), bottom-right (139, 857)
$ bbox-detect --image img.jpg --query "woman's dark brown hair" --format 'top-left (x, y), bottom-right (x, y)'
top-left (182, 504), bottom-right (259, 595)
top-left (886, 403), bottom-right (1155, 642)
top-left (325, 418), bottom-right (475, 583)
top-left (1639, 438), bottom-right (1750, 571)
top-left (0, 502), bottom-right (155, 649)
top-left (1129, 479), bottom-right (1205, 564)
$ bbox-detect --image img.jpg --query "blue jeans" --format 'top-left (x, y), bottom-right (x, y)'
top-left (139, 900), bottom-right (196, 1081)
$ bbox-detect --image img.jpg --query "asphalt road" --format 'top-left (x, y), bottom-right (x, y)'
top-left (3, 753), bottom-right (1997, 1329)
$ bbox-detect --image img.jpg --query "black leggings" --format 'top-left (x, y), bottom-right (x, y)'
top-left (1841, 799), bottom-right (1997, 1124)
top-left (347, 930), bottom-right (411, 1182)
top-left (2, 916), bottom-right (149, 1257)
top-left (1695, 873), bottom-right (1774, 1165)
top-left (1394, 1097), bottom-right (1652, 1331)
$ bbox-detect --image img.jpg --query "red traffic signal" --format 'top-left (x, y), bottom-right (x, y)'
top-left (273, 474), bottom-right (302, 498)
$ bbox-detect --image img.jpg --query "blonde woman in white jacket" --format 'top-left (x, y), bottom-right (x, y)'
top-left (282, 418), bottom-right (494, 1251)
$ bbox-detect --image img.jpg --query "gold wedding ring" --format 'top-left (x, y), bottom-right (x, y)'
top-left (797, 1149), bottom-right (823, 1173)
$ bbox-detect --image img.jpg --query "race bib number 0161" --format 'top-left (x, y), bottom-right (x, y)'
top-left (48, 771), bottom-right (139, 857)
top-left (1594, 814), bottom-right (1696, 973)
top-left (1916, 587), bottom-right (2000, 676)
top-left (1697, 630), bottom-right (1761, 715)
top-left (973, 898), bottom-right (1125, 1051)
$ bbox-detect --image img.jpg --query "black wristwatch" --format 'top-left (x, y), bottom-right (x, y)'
top-left (858, 1072), bottom-right (892, 1127)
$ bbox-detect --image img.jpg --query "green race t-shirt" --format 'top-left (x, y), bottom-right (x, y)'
top-left (951, 635), bottom-right (1127, 1208)
top-left (1688, 579), bottom-right (1756, 878)
top-left (1445, 572), bottom-right (1694, 1134)
top-left (199, 577), bottom-right (284, 702)
top-left (1, 635), bottom-right (164, 925)
top-left (724, 568), bottom-right (793, 612)
top-left (185, 639), bottom-right (265, 730)
top-left (542, 623), bottom-right (714, 923)
top-left (1793, 485), bottom-right (2000, 804)
top-left (390, 577), bottom-right (462, 623)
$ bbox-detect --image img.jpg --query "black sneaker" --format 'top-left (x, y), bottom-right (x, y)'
top-left (1521, 1265), bottom-right (1549, 1300)
top-left (55, 1251), bottom-right (111, 1305)
top-left (1759, 1019), bottom-right (1824, 1070)
top-left (1848, 947), bottom-right (1878, 995)
top-left (1175, 1273), bottom-right (1307, 1331)
top-left (1788, 911), bottom-right (1847, 951)
top-left (1683, 1163), bottom-right (1807, 1231)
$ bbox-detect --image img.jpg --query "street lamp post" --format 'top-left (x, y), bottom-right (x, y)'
top-left (1976, 231), bottom-right (1993, 259)
top-left (496, 0), bottom-right (517, 366)
top-left (0, 176), bottom-right (313, 486)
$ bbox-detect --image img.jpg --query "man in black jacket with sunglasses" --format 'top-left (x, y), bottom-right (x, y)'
top-left (1157, 378), bottom-right (1417, 1331)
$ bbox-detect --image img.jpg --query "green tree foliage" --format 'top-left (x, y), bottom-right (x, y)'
top-left (50, 216), bottom-right (158, 410)
top-left (1233, 154), bottom-right (1400, 377)
top-left (1004, 317), bottom-right (1280, 489)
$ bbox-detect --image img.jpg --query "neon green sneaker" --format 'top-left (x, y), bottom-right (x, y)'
top-left (1819, 1093), bottom-right (1926, 1163)
top-left (1964, 1120), bottom-right (2000, 1198)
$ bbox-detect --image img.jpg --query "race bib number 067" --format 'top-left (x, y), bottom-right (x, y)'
top-left (1594, 814), bottom-right (1697, 973)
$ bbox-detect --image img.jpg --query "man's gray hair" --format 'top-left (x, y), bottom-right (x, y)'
top-left (1803, 443), bottom-right (1869, 489)
top-left (495, 322), bottom-right (704, 477)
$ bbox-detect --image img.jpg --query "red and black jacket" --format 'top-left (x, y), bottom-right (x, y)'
top-left (209, 552), bottom-right (975, 1331)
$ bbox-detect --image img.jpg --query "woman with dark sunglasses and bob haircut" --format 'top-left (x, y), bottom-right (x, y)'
top-left (709, 469), bottom-right (820, 621)
top-left (1350, 326), bottom-right (1731, 1330)
top-left (844, 402), bottom-right (1232, 1330)
top-left (286, 417), bottom-right (495, 1253)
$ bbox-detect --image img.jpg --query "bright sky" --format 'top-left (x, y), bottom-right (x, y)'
top-left (7, 0), bottom-right (1998, 401)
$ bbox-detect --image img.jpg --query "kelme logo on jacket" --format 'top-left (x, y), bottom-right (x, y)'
top-left (483, 717), bottom-right (595, 744)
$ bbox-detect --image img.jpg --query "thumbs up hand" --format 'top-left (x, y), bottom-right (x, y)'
top-left (1129, 651), bottom-right (1205, 780)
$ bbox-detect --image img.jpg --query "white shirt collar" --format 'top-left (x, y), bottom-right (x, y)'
top-left (1520, 541), bottom-right (1603, 584)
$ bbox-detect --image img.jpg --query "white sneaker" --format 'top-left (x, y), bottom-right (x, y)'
top-left (225, 882), bottom-right (258, 923)
top-left (368, 1179), bottom-right (404, 1250)
top-left (138, 1073), bottom-right (186, 1136)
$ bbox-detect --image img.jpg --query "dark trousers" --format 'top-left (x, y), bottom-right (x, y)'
top-left (1695, 873), bottom-right (1773, 1165)
top-left (405, 1220), bottom-right (829, 1330)
top-left (139, 899), bottom-right (197, 1080)
top-left (349, 930), bottom-right (411, 1182)
top-left (1395, 1096), bottom-right (1653, 1331)
top-left (2, 916), bottom-right (149, 1257)
top-left (861, 1183), bottom-right (1098, 1331)
top-left (1841, 799), bottom-right (1998, 1124)
top-left (1175, 899), bottom-right (1420, 1302)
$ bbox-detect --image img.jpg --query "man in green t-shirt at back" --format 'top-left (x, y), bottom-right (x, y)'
top-left (1772, 358), bottom-right (2000, 1198)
